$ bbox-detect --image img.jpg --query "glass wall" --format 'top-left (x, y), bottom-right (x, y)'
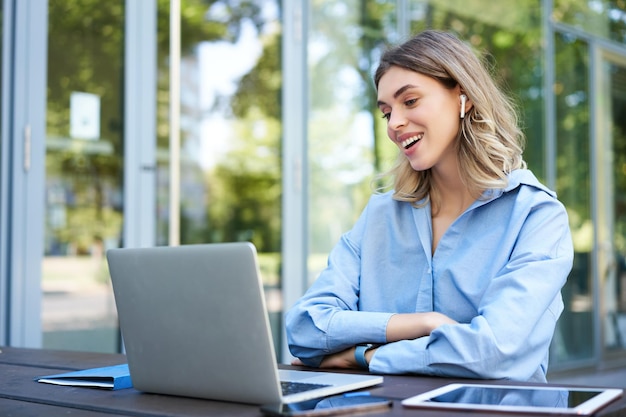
top-left (156, 0), bottom-right (283, 355)
top-left (307, 1), bottom-right (398, 283)
top-left (553, 0), bottom-right (626, 44)
top-left (552, 34), bottom-right (593, 365)
top-left (42, 0), bottom-right (125, 353)
top-left (601, 55), bottom-right (626, 356)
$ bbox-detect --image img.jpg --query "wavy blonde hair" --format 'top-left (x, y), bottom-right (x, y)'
top-left (374, 30), bottom-right (526, 205)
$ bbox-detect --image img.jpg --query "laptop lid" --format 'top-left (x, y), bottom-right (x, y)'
top-left (107, 242), bottom-right (382, 405)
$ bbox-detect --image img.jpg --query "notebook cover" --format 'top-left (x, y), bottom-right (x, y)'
top-left (36, 363), bottom-right (132, 390)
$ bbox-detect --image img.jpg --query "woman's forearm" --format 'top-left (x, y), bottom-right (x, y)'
top-left (386, 312), bottom-right (458, 342)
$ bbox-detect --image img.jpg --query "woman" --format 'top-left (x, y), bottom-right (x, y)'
top-left (285, 30), bottom-right (573, 382)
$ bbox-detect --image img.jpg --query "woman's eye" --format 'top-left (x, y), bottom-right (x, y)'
top-left (381, 112), bottom-right (391, 121)
top-left (405, 98), bottom-right (418, 106)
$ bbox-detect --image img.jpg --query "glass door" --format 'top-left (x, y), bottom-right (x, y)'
top-left (42, 0), bottom-right (125, 353)
top-left (597, 51), bottom-right (626, 359)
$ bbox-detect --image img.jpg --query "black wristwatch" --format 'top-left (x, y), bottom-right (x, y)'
top-left (354, 344), bottom-right (376, 369)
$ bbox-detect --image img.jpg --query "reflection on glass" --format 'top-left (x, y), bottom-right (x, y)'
top-left (156, 0), bottom-right (283, 357)
top-left (430, 386), bottom-right (569, 408)
top-left (307, 1), bottom-right (398, 284)
top-left (552, 33), bottom-right (593, 363)
top-left (553, 0), bottom-right (626, 45)
top-left (280, 394), bottom-right (390, 413)
top-left (606, 60), bottom-right (626, 352)
top-left (43, 1), bottom-right (125, 353)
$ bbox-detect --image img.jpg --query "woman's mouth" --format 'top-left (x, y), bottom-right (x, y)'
top-left (400, 134), bottom-right (423, 150)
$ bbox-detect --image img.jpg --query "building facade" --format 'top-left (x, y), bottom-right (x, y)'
top-left (1, 0), bottom-right (625, 375)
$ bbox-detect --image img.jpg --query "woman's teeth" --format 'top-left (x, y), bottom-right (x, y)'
top-left (401, 134), bottom-right (423, 149)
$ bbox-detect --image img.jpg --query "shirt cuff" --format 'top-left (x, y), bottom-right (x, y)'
top-left (327, 310), bottom-right (393, 348)
top-left (368, 337), bottom-right (430, 374)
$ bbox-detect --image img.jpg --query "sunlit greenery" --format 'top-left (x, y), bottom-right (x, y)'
top-left (554, 0), bottom-right (626, 44)
top-left (43, 0), bottom-right (550, 256)
top-left (46, 0), bottom-right (125, 255)
top-left (45, 0), bottom-right (623, 274)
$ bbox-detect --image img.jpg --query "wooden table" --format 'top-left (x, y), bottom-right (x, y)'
top-left (1, 346), bottom-right (624, 416)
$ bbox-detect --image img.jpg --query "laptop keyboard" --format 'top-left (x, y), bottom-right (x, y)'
top-left (281, 380), bottom-right (331, 395)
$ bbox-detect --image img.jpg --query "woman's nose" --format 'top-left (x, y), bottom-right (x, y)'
top-left (388, 110), bottom-right (407, 130)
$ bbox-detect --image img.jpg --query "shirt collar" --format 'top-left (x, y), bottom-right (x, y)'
top-left (483, 169), bottom-right (556, 199)
top-left (414, 169), bottom-right (556, 209)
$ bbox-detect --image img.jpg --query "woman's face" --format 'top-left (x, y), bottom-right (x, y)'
top-left (377, 66), bottom-right (466, 174)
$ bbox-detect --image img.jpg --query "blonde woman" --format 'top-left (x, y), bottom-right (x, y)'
top-left (286, 30), bottom-right (573, 382)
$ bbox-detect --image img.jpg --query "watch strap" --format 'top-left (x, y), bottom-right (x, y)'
top-left (354, 344), bottom-right (374, 369)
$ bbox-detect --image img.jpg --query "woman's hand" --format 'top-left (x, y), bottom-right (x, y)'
top-left (291, 346), bottom-right (377, 369)
top-left (290, 358), bottom-right (305, 366)
top-left (320, 347), bottom-right (366, 369)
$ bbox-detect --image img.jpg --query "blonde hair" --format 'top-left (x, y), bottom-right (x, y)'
top-left (374, 30), bottom-right (526, 205)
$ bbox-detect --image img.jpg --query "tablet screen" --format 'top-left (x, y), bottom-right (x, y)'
top-left (402, 383), bottom-right (623, 415)
top-left (430, 386), bottom-right (591, 407)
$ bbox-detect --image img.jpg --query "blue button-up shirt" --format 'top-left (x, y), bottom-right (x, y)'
top-left (286, 169), bottom-right (573, 382)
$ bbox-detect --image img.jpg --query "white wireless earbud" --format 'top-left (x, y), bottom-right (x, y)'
top-left (460, 94), bottom-right (467, 119)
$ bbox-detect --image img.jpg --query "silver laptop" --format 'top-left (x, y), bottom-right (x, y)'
top-left (106, 242), bottom-right (383, 405)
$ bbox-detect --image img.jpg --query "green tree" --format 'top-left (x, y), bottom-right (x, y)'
top-left (46, 0), bottom-right (277, 253)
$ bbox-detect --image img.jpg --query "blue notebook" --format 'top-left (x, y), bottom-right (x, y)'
top-left (36, 364), bottom-right (132, 390)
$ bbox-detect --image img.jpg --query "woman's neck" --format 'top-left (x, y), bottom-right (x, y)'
top-left (430, 166), bottom-right (475, 218)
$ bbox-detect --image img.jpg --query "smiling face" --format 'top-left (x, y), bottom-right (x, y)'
top-left (377, 66), bottom-right (466, 175)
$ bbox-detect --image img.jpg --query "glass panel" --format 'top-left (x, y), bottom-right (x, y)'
top-left (43, 1), bottom-right (125, 352)
top-left (553, 0), bottom-right (626, 44)
top-left (604, 58), bottom-right (626, 353)
top-left (307, 1), bottom-right (398, 283)
top-left (407, 0), bottom-right (545, 178)
top-left (156, 0), bottom-right (283, 356)
top-left (552, 33), bottom-right (593, 365)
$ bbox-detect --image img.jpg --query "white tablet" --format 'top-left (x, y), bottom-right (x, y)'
top-left (401, 383), bottom-right (623, 415)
